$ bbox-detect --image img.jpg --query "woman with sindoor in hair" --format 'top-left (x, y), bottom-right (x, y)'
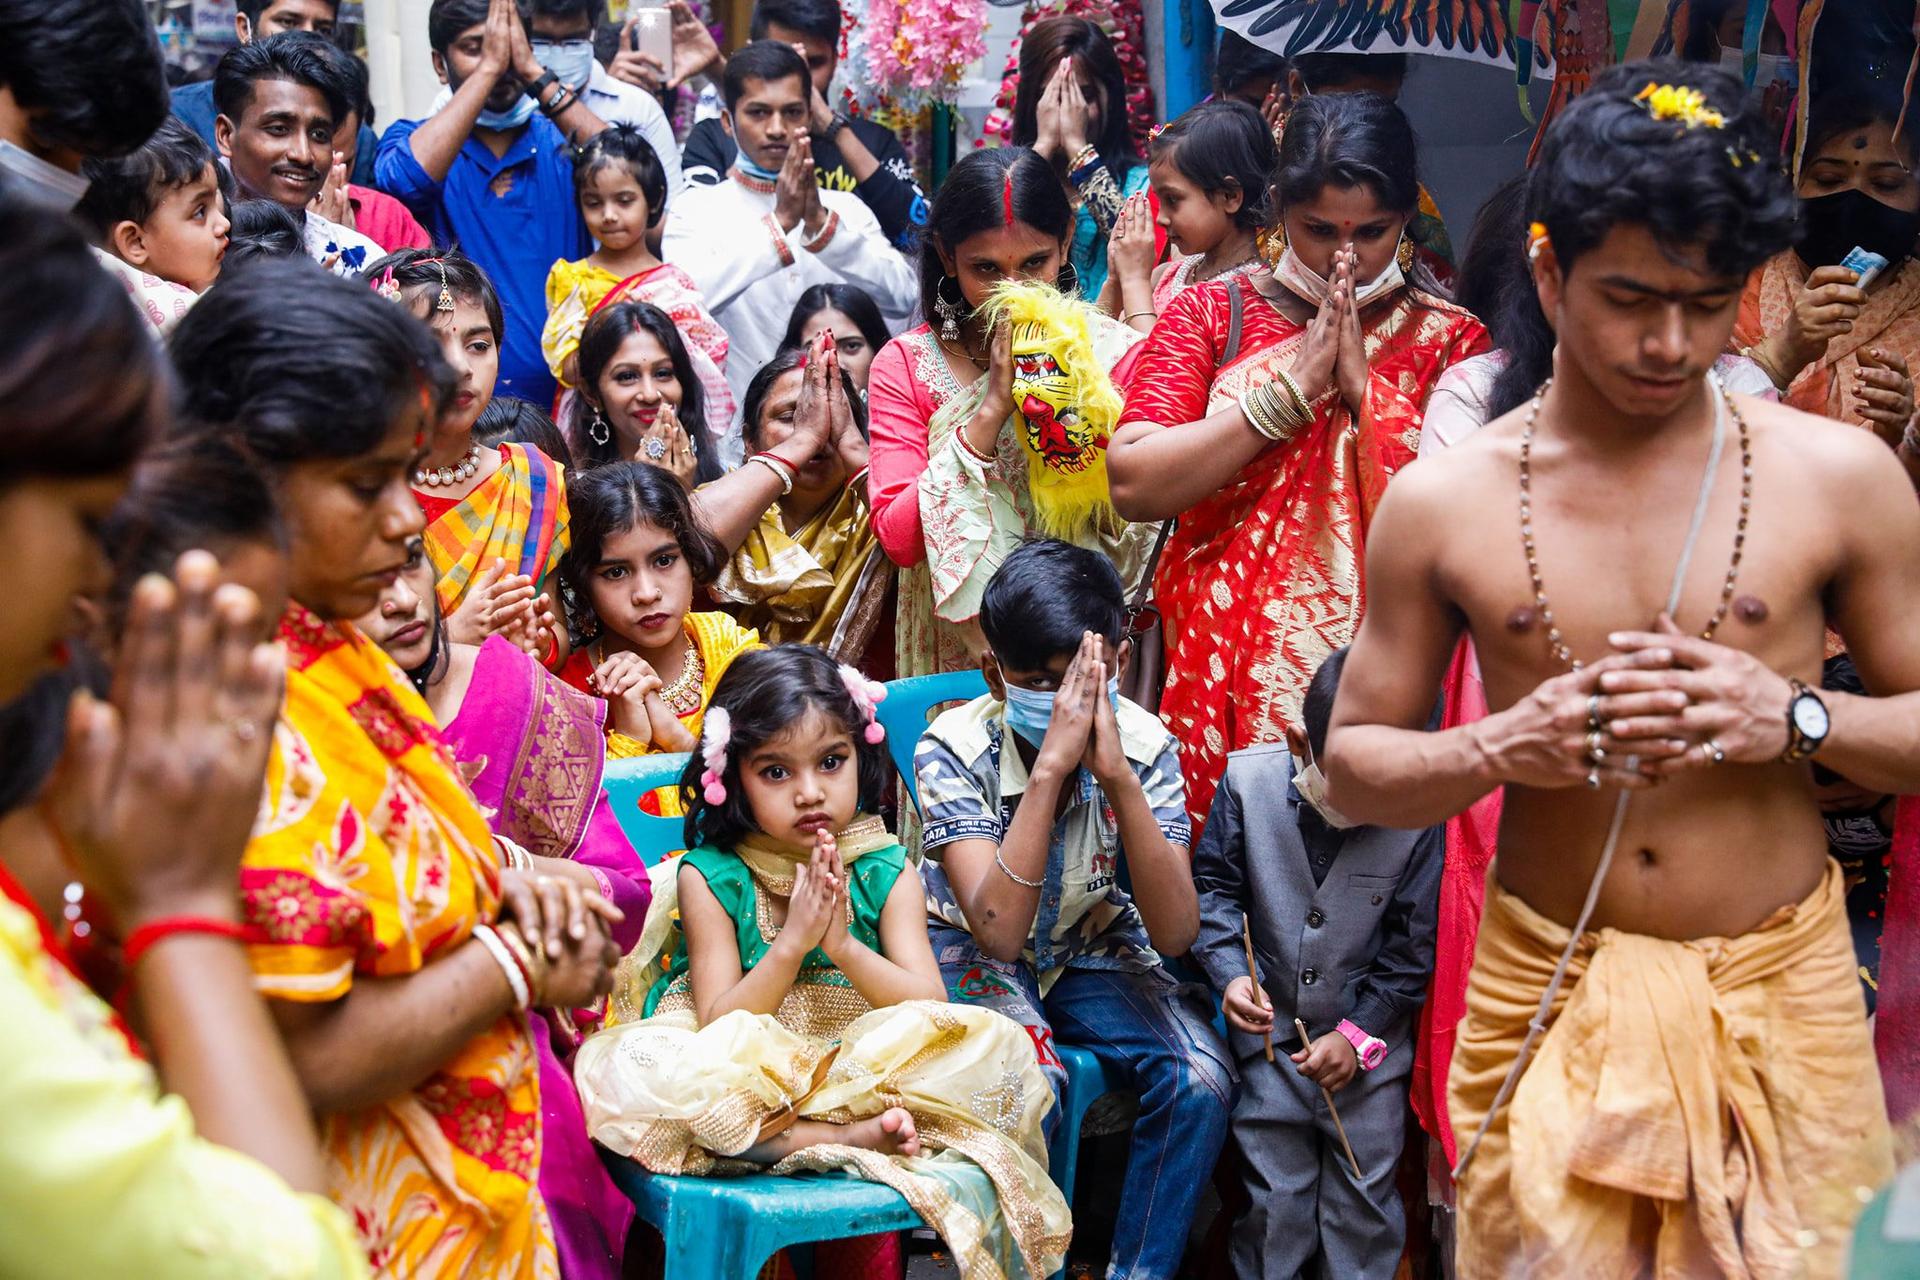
top-left (867, 146), bottom-right (1151, 681)
top-left (1108, 91), bottom-right (1487, 832)
top-left (168, 258), bottom-right (621, 1279)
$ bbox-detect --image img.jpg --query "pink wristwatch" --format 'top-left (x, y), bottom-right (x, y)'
top-left (1337, 1019), bottom-right (1388, 1071)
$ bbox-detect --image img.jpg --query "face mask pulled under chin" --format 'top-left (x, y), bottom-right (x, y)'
top-left (0, 140), bottom-right (90, 211)
top-left (1293, 751), bottom-right (1359, 830)
top-left (1275, 241), bottom-right (1406, 309)
top-left (1003, 677), bottom-right (1122, 749)
top-left (476, 92), bottom-right (539, 131)
top-left (1796, 187), bottom-right (1920, 272)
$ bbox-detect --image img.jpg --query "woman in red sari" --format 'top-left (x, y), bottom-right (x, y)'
top-left (1110, 91), bottom-right (1487, 831)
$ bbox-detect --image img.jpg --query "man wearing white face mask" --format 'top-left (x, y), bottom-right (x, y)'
top-left (527, 0), bottom-right (681, 198)
top-left (916, 539), bottom-right (1232, 1280)
top-left (1190, 646), bottom-right (1441, 1279)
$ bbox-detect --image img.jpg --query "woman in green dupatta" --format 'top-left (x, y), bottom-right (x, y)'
top-left (867, 147), bottom-right (1152, 681)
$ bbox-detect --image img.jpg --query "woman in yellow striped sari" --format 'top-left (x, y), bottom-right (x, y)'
top-left (168, 260), bottom-right (622, 1279)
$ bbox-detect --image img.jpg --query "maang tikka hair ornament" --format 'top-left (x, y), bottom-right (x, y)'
top-left (699, 707), bottom-right (732, 805)
top-left (838, 665), bottom-right (888, 744)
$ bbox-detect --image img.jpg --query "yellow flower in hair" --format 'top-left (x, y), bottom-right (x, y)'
top-left (1634, 82), bottom-right (1726, 130)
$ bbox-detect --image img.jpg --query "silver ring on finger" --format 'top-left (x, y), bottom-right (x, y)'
top-left (1586, 693), bottom-right (1603, 734)
top-left (645, 437), bottom-right (667, 462)
top-left (1701, 738), bottom-right (1726, 765)
top-left (1585, 768), bottom-right (1601, 790)
top-left (1584, 729), bottom-right (1608, 765)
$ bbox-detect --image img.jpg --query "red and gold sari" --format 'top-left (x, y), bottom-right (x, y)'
top-left (1119, 275), bottom-right (1487, 831)
top-left (241, 605), bottom-right (555, 1279)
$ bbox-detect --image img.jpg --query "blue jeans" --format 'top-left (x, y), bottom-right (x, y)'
top-left (934, 926), bottom-right (1235, 1280)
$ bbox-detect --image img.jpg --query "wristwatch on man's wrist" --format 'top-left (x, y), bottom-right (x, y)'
top-left (826, 111), bottom-right (854, 138)
top-left (1336, 1019), bottom-right (1387, 1071)
top-left (524, 68), bottom-right (560, 102)
top-left (1782, 677), bottom-right (1831, 763)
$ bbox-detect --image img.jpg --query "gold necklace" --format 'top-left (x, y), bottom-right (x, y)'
top-left (1518, 378), bottom-right (1751, 671)
top-left (656, 636), bottom-right (705, 716)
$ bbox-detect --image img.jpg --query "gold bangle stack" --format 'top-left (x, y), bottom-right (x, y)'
top-left (1240, 370), bottom-right (1314, 443)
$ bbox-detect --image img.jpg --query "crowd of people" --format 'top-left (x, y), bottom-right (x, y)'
top-left (3, 0), bottom-right (1919, 1277)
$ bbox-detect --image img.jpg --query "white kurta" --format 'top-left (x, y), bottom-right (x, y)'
top-left (664, 172), bottom-right (917, 453)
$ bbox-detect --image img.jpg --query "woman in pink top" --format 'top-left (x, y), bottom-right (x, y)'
top-left (868, 148), bottom-right (1151, 679)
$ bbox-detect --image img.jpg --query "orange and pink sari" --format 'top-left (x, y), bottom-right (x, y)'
top-left (240, 605), bottom-right (555, 1279)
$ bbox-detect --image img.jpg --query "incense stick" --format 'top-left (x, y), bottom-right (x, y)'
top-left (1240, 913), bottom-right (1274, 1062)
top-left (1295, 1017), bottom-right (1363, 1181)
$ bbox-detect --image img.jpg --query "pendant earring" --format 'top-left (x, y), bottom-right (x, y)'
top-left (1396, 233), bottom-right (1415, 274)
top-left (934, 277), bottom-right (964, 343)
top-left (589, 409), bottom-right (611, 447)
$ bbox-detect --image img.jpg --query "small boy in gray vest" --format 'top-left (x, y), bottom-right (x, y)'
top-left (1192, 647), bottom-right (1442, 1279)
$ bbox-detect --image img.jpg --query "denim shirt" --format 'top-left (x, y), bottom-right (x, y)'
top-left (915, 692), bottom-right (1190, 993)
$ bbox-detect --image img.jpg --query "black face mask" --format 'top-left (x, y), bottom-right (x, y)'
top-left (1795, 187), bottom-right (1920, 271)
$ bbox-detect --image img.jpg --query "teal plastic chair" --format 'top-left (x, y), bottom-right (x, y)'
top-left (875, 669), bottom-right (986, 812)
top-left (602, 1155), bottom-right (994, 1280)
top-left (601, 753), bottom-right (691, 868)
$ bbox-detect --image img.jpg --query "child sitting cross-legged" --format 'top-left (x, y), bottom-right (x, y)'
top-left (1191, 646), bottom-right (1443, 1278)
top-left (575, 644), bottom-right (1070, 1280)
top-left (75, 117), bottom-right (230, 333)
top-left (914, 538), bottom-right (1234, 1280)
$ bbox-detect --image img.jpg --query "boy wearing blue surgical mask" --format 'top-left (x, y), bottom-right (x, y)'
top-left (914, 538), bottom-right (1233, 1280)
top-left (1190, 646), bottom-right (1442, 1278)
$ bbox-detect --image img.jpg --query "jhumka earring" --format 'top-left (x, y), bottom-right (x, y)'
top-left (933, 277), bottom-right (965, 343)
top-left (1396, 234), bottom-right (1416, 274)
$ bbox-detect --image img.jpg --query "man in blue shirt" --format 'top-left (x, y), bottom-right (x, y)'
top-left (171, 0), bottom-right (379, 188)
top-left (377, 0), bottom-right (606, 404)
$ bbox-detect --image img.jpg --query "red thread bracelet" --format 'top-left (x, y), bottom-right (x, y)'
top-left (122, 916), bottom-right (251, 970)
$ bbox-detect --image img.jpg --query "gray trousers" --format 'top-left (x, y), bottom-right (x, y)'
top-left (1229, 1046), bottom-right (1409, 1280)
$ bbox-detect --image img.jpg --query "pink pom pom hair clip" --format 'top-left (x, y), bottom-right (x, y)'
top-left (699, 707), bottom-right (732, 805)
top-left (839, 665), bottom-right (888, 744)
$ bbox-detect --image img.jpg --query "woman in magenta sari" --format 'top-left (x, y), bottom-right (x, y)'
top-left (355, 538), bottom-right (646, 1280)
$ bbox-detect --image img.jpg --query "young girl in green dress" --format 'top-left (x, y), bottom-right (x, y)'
top-left (575, 645), bottom-right (1070, 1280)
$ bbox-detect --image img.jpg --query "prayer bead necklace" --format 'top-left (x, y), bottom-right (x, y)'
top-left (414, 444), bottom-right (482, 488)
top-left (1517, 378), bottom-right (1751, 671)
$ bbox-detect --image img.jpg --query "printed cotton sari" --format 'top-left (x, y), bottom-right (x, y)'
top-left (241, 606), bottom-right (555, 1279)
top-left (423, 442), bottom-right (570, 615)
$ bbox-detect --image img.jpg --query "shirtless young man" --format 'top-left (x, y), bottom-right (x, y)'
top-left (1323, 60), bottom-right (1903, 1277)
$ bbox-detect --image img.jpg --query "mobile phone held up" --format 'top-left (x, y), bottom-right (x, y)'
top-left (632, 5), bottom-right (672, 70)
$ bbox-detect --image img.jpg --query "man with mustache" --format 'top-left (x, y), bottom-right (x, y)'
top-left (377, 0), bottom-right (608, 406)
top-left (213, 32), bottom-right (381, 276)
top-left (171, 0), bottom-right (381, 189)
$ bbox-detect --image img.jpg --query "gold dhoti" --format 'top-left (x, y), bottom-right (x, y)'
top-left (1449, 860), bottom-right (1893, 1279)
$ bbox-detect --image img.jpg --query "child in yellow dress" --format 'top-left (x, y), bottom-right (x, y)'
top-left (542, 126), bottom-right (732, 427)
top-left (575, 645), bottom-right (1070, 1280)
